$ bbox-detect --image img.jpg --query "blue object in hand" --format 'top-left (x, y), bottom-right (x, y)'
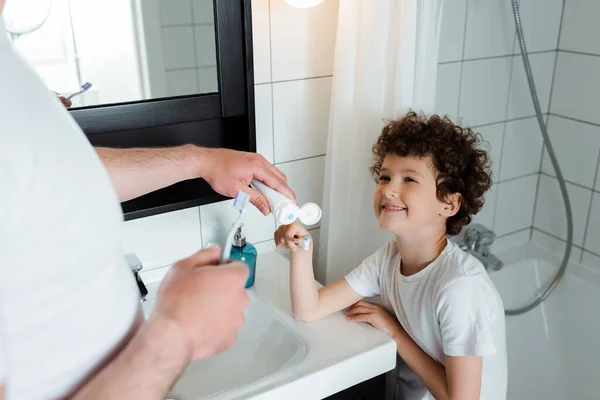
top-left (229, 223), bottom-right (257, 288)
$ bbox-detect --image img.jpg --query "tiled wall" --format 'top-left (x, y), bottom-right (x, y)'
top-left (123, 0), bottom-right (338, 272)
top-left (158, 0), bottom-right (218, 95)
top-left (530, 0), bottom-right (600, 267)
top-left (434, 0), bottom-right (563, 250)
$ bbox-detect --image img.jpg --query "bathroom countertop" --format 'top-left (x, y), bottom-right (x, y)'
top-left (141, 251), bottom-right (397, 400)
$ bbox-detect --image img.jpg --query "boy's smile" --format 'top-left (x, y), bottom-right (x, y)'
top-left (381, 202), bottom-right (406, 213)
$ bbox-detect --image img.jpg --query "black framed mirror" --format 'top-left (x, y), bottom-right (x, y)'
top-left (38, 1), bottom-right (255, 221)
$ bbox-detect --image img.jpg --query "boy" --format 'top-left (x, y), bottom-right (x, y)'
top-left (274, 111), bottom-right (507, 400)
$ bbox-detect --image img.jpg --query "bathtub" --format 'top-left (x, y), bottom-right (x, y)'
top-left (489, 244), bottom-right (600, 400)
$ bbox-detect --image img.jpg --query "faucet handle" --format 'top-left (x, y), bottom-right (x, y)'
top-left (471, 223), bottom-right (495, 244)
top-left (125, 253), bottom-right (143, 272)
top-left (463, 223), bottom-right (496, 250)
top-left (124, 253), bottom-right (148, 301)
top-left (478, 229), bottom-right (496, 246)
top-left (463, 226), bottom-right (481, 250)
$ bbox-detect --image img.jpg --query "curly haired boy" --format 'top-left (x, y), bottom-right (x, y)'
top-left (275, 111), bottom-right (507, 400)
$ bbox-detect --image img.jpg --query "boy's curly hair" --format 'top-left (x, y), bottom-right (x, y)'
top-left (370, 111), bottom-right (492, 236)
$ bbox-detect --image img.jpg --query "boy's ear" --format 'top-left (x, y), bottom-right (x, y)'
top-left (440, 193), bottom-right (461, 217)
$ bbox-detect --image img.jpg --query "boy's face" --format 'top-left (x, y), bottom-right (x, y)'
top-left (373, 153), bottom-right (453, 234)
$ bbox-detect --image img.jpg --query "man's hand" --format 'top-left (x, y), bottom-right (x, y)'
top-left (197, 148), bottom-right (296, 215)
top-left (151, 246), bottom-right (250, 360)
top-left (344, 301), bottom-right (404, 338)
top-left (53, 92), bottom-right (72, 108)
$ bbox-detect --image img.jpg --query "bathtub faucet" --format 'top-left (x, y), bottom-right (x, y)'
top-left (457, 224), bottom-right (503, 271)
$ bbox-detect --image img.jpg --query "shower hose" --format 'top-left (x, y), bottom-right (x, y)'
top-left (505, 0), bottom-right (573, 315)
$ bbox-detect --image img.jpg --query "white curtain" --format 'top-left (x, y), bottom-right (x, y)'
top-left (317, 0), bottom-right (444, 284)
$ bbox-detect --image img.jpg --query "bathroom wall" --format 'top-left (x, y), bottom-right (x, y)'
top-left (529, 0), bottom-right (600, 267)
top-left (155, 0), bottom-right (218, 96)
top-left (434, 0), bottom-right (563, 250)
top-left (122, 0), bottom-right (338, 272)
top-left (126, 0), bottom-right (600, 276)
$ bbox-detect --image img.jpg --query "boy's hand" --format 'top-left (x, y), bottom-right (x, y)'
top-left (345, 301), bottom-right (404, 339)
top-left (274, 221), bottom-right (310, 252)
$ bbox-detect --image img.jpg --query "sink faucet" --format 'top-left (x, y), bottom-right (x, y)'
top-left (125, 253), bottom-right (148, 301)
top-left (457, 224), bottom-right (503, 271)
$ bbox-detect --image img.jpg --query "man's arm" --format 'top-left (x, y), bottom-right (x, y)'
top-left (96, 145), bottom-right (295, 215)
top-left (96, 146), bottom-right (199, 203)
top-left (70, 313), bottom-right (190, 399)
top-left (71, 246), bottom-right (249, 399)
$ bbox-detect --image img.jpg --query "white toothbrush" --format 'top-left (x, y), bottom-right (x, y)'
top-left (293, 236), bottom-right (311, 251)
top-left (66, 82), bottom-right (93, 101)
top-left (221, 191), bottom-right (249, 263)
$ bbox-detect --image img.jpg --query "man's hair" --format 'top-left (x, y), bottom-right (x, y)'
top-left (370, 111), bottom-right (492, 235)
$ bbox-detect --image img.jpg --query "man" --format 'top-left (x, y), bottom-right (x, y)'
top-left (0, 1), bottom-right (295, 397)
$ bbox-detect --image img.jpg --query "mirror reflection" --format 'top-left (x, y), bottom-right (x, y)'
top-left (2, 0), bottom-right (218, 108)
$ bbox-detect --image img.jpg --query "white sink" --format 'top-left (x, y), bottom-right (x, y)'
top-left (141, 283), bottom-right (307, 400)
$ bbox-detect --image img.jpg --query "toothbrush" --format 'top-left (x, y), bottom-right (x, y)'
top-left (221, 190), bottom-right (249, 264)
top-left (66, 82), bottom-right (93, 101)
top-left (294, 236), bottom-right (311, 251)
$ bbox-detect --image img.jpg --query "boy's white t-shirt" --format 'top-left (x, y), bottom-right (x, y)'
top-left (0, 19), bottom-right (140, 398)
top-left (345, 239), bottom-right (507, 400)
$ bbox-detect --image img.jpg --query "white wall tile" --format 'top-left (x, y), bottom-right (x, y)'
top-left (559, 0), bottom-right (600, 55)
top-left (197, 66), bottom-right (218, 93)
top-left (492, 229), bottom-right (531, 253)
top-left (531, 229), bottom-right (583, 263)
top-left (192, 0), bottom-right (214, 24)
top-left (254, 240), bottom-right (277, 255)
top-left (438, 0), bottom-right (467, 63)
top-left (159, 0), bottom-right (192, 26)
top-left (194, 25), bottom-right (217, 67)
top-left (459, 57), bottom-right (512, 126)
top-left (541, 116), bottom-right (600, 189)
top-left (583, 192), bottom-right (600, 255)
top-left (596, 151), bottom-right (600, 191)
top-left (273, 77), bottom-right (331, 163)
top-left (477, 122), bottom-right (504, 181)
top-left (506, 52), bottom-right (556, 119)
top-left (500, 118), bottom-right (543, 181)
top-left (435, 63), bottom-right (461, 120)
top-left (472, 182), bottom-right (498, 230)
top-left (199, 199), bottom-right (276, 249)
top-left (494, 175), bottom-right (537, 235)
top-left (251, 0), bottom-right (272, 84)
top-left (161, 27), bottom-right (196, 69)
top-left (518, 0), bottom-right (563, 53)
top-left (463, 0), bottom-right (515, 59)
top-left (582, 250), bottom-right (600, 270)
top-left (122, 208), bottom-right (202, 271)
top-left (551, 52), bottom-right (600, 125)
top-left (270, 0), bottom-right (339, 81)
top-left (254, 84), bottom-right (274, 164)
top-left (276, 156), bottom-right (326, 229)
top-left (534, 175), bottom-right (592, 247)
top-left (165, 69), bottom-right (199, 96)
